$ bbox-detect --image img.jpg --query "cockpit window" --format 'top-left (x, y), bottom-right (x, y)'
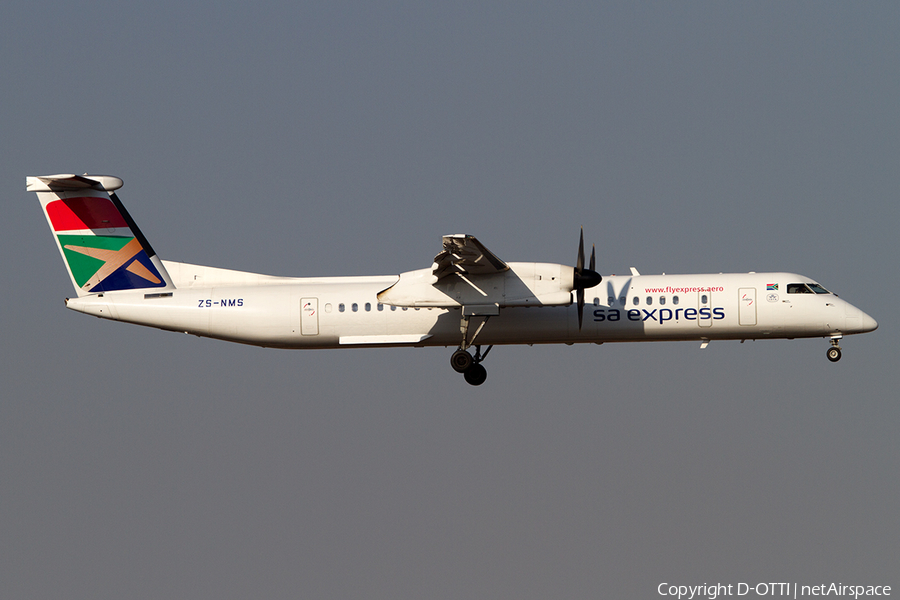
top-left (788, 282), bottom-right (831, 294)
top-left (787, 283), bottom-right (813, 294)
top-left (807, 283), bottom-right (831, 294)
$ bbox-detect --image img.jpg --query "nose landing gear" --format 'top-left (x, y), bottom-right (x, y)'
top-left (827, 335), bottom-right (842, 362)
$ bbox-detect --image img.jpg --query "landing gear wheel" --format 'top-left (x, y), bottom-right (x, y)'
top-left (464, 363), bottom-right (488, 386)
top-left (451, 349), bottom-right (474, 373)
top-left (827, 347), bottom-right (842, 362)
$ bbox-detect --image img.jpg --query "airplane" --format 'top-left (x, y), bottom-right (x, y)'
top-left (29, 173), bottom-right (878, 386)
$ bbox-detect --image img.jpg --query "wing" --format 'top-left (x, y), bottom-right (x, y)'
top-left (432, 234), bottom-right (509, 280)
top-left (378, 234), bottom-right (573, 308)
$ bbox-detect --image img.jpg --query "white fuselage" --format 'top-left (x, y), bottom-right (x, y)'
top-left (64, 261), bottom-right (877, 350)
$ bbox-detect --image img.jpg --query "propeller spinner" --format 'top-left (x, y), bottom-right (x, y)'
top-left (574, 229), bottom-right (602, 329)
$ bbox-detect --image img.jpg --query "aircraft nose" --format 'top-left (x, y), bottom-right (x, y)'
top-left (860, 311), bottom-right (878, 333)
top-left (845, 304), bottom-right (878, 334)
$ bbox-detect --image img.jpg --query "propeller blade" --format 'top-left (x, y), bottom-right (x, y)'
top-left (577, 287), bottom-right (585, 330)
top-left (576, 228), bottom-right (585, 273)
top-left (573, 230), bottom-right (601, 330)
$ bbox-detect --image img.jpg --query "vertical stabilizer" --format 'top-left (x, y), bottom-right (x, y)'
top-left (28, 174), bottom-right (175, 297)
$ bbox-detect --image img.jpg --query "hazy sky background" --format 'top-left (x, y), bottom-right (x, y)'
top-left (2, 2), bottom-right (898, 598)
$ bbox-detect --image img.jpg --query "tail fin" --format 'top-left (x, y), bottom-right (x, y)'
top-left (28, 174), bottom-right (175, 296)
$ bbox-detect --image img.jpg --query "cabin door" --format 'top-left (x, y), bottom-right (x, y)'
top-left (301, 298), bottom-right (319, 335)
top-left (739, 288), bottom-right (757, 326)
top-left (698, 291), bottom-right (712, 328)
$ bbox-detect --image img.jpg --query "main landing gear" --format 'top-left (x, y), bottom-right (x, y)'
top-left (452, 311), bottom-right (493, 386)
top-left (451, 345), bottom-right (492, 386)
top-left (447, 230), bottom-right (603, 386)
top-left (827, 335), bottom-right (842, 362)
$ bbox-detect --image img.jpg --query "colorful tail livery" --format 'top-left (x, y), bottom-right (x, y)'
top-left (28, 174), bottom-right (174, 296)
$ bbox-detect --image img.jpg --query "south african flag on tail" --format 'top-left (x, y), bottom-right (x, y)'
top-left (28, 174), bottom-right (175, 297)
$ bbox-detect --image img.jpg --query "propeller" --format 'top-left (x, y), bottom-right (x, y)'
top-left (574, 228), bottom-right (602, 329)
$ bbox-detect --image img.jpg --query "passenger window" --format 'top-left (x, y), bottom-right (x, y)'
top-left (593, 298), bottom-right (599, 306)
top-left (352, 303), bottom-right (358, 312)
top-left (788, 283), bottom-right (813, 294)
top-left (659, 296), bottom-right (666, 305)
top-left (391, 305), bottom-right (396, 311)
top-left (673, 296), bottom-right (679, 305)
top-left (700, 294), bottom-right (707, 304)
top-left (325, 303), bottom-right (332, 313)
top-left (619, 297), bottom-right (626, 305)
top-left (633, 296), bottom-right (639, 306)
top-left (646, 296), bottom-right (652, 305)
top-left (377, 303), bottom-right (384, 311)
top-left (339, 303), bottom-right (345, 312)
top-left (608, 296), bottom-right (615, 305)
top-left (365, 302), bottom-right (371, 311)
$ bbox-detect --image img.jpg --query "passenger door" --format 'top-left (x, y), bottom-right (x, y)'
top-left (739, 288), bottom-right (757, 326)
top-left (301, 298), bottom-right (319, 335)
top-left (699, 291), bottom-right (712, 328)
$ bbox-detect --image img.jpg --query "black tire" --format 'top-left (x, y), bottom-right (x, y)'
top-left (464, 363), bottom-right (488, 386)
top-left (451, 349), bottom-right (474, 373)
top-left (827, 347), bottom-right (842, 362)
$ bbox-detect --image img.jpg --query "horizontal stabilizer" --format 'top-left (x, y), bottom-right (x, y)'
top-left (27, 174), bottom-right (124, 192)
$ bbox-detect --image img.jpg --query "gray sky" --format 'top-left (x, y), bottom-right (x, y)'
top-left (2, 2), bottom-right (898, 598)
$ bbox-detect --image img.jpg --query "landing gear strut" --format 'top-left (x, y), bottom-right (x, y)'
top-left (827, 336), bottom-right (842, 362)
